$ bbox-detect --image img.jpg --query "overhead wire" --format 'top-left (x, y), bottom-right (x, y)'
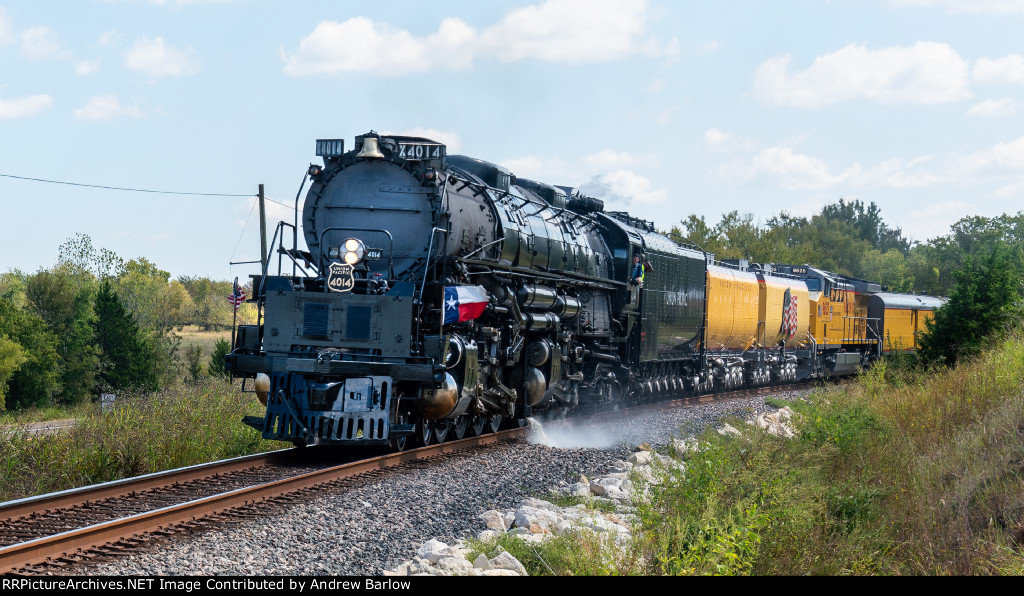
top-left (1, 169), bottom-right (299, 270)
top-left (0, 170), bottom-right (295, 210)
top-left (0, 171), bottom-right (255, 197)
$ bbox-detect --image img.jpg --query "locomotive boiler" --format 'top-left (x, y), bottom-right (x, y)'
top-left (227, 131), bottom-right (943, 449)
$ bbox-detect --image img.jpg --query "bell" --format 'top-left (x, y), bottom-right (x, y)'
top-left (357, 136), bottom-right (384, 159)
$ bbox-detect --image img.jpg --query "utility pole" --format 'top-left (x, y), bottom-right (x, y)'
top-left (259, 183), bottom-right (267, 273)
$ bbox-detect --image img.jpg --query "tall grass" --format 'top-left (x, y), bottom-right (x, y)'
top-left (494, 334), bottom-right (1024, 575)
top-left (0, 378), bottom-right (283, 502)
top-left (629, 334), bottom-right (1024, 575)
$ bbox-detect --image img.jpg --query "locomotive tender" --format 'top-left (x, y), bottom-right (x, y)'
top-left (227, 131), bottom-right (942, 449)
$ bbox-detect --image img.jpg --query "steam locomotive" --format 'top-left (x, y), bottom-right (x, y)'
top-left (226, 131), bottom-right (942, 449)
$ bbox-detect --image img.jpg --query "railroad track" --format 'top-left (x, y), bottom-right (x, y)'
top-left (0, 383), bottom-right (803, 574)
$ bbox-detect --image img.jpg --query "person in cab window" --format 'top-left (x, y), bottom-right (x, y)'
top-left (631, 254), bottom-right (645, 287)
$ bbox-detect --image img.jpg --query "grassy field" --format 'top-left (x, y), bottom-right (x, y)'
top-left (0, 378), bottom-right (285, 502)
top-left (177, 325), bottom-right (231, 356)
top-left (0, 326), bottom-right (230, 426)
top-left (472, 334), bottom-right (1024, 575)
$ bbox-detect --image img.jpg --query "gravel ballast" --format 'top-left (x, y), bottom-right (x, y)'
top-left (73, 389), bottom-right (810, 576)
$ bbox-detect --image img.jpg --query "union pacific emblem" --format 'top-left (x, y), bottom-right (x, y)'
top-left (327, 262), bottom-right (355, 293)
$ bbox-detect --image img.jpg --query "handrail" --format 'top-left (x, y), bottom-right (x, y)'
top-left (257, 223), bottom-right (286, 300)
top-left (415, 227), bottom-right (448, 355)
top-left (273, 221), bottom-right (315, 278)
top-left (418, 227), bottom-right (448, 303)
top-left (316, 226), bottom-right (396, 279)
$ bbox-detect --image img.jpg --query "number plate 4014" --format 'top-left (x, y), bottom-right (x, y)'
top-left (398, 143), bottom-right (445, 160)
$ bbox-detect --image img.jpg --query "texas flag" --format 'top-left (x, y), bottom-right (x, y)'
top-left (443, 285), bottom-right (490, 325)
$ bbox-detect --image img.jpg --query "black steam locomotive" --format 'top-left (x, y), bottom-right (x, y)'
top-left (226, 131), bottom-right (940, 449)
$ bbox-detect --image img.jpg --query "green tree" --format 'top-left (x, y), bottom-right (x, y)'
top-left (184, 344), bottom-right (206, 381)
top-left (25, 266), bottom-right (101, 404)
top-left (859, 248), bottom-right (914, 293)
top-left (0, 297), bottom-right (61, 409)
top-left (820, 198), bottom-right (910, 254)
top-left (0, 270), bottom-right (28, 307)
top-left (160, 281), bottom-right (197, 330)
top-left (673, 214), bottom-right (725, 257)
top-left (208, 338), bottom-right (230, 379)
top-left (918, 244), bottom-right (1023, 367)
top-left (180, 277), bottom-right (237, 330)
top-left (0, 336), bottom-right (28, 411)
top-left (114, 257), bottom-right (171, 331)
top-left (57, 233), bottom-right (123, 280)
top-left (93, 281), bottom-right (158, 393)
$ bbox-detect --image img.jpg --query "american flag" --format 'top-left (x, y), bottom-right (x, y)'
top-left (781, 287), bottom-right (798, 339)
top-left (228, 278), bottom-right (246, 310)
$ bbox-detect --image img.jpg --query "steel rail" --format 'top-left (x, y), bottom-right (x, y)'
top-left (0, 449), bottom-right (293, 524)
top-left (0, 430), bottom-right (522, 573)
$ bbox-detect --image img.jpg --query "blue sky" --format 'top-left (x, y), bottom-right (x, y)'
top-left (2, 0), bottom-right (1023, 280)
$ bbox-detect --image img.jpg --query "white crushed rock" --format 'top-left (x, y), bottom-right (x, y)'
top-left (381, 445), bottom-right (679, 576)
top-left (719, 405), bottom-right (798, 439)
top-left (385, 405), bottom-right (802, 576)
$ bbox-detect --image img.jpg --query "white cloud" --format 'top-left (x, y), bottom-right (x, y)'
top-left (890, 0), bottom-right (1024, 15)
top-left (954, 135), bottom-right (1024, 173)
top-left (785, 194), bottom-right (829, 219)
top-left (73, 95), bottom-right (143, 120)
top-left (576, 170), bottom-right (667, 206)
top-left (0, 8), bottom-right (14, 44)
top-left (717, 146), bottom-right (941, 190)
top-left (581, 150), bottom-right (658, 170)
top-left (0, 94), bottom-right (53, 118)
top-left (974, 55), bottom-right (1024, 84)
top-left (705, 128), bottom-right (731, 151)
top-left (382, 128), bottom-right (463, 152)
top-left (858, 156), bottom-right (942, 188)
top-left (282, 0), bottom-right (676, 77)
top-left (721, 146), bottom-right (855, 190)
top-left (754, 42), bottom-right (971, 108)
top-left (718, 134), bottom-right (1024, 193)
top-left (76, 59), bottom-right (101, 75)
top-left (992, 180), bottom-right (1024, 198)
top-left (705, 128), bottom-right (757, 153)
top-left (481, 0), bottom-right (671, 64)
top-left (96, 30), bottom-right (119, 48)
top-left (20, 26), bottom-right (68, 60)
top-left (698, 41), bottom-right (719, 54)
top-left (647, 78), bottom-right (666, 92)
top-left (500, 155), bottom-right (575, 183)
top-left (282, 17), bottom-right (476, 77)
top-left (501, 149), bottom-right (661, 192)
top-left (102, 0), bottom-right (240, 4)
top-left (967, 98), bottom-right (1017, 117)
top-left (124, 37), bottom-right (199, 76)
top-left (905, 200), bottom-right (976, 241)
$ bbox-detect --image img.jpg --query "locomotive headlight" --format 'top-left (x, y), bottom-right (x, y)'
top-left (341, 238), bottom-right (366, 265)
